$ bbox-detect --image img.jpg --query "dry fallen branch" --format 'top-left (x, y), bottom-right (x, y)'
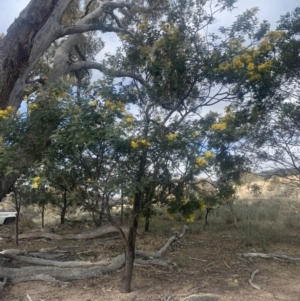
top-left (135, 225), bottom-right (189, 258)
top-left (0, 248), bottom-right (68, 259)
top-left (0, 226), bottom-right (189, 288)
top-left (239, 252), bottom-right (300, 263)
top-left (248, 269), bottom-right (261, 290)
top-left (26, 294), bottom-right (33, 301)
top-left (0, 226), bottom-right (128, 241)
top-left (2, 253), bottom-right (109, 268)
top-left (1, 254), bottom-right (126, 282)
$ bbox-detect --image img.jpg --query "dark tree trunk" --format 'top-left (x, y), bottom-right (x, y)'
top-left (120, 192), bottom-right (141, 293)
top-left (144, 216), bottom-right (150, 232)
top-left (144, 206), bottom-right (151, 232)
top-left (15, 210), bottom-right (19, 246)
top-left (13, 190), bottom-right (21, 246)
top-left (0, 0), bottom-right (60, 109)
top-left (99, 195), bottom-right (105, 227)
top-left (60, 190), bottom-right (68, 225)
top-left (60, 207), bottom-right (66, 225)
top-left (41, 201), bottom-right (45, 228)
top-left (120, 190), bottom-right (124, 226)
top-left (204, 207), bottom-right (212, 226)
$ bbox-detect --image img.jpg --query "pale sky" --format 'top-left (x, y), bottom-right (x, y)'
top-left (1, 1), bottom-right (299, 67)
top-left (1, 0), bottom-right (299, 35)
top-left (0, 0), bottom-right (299, 116)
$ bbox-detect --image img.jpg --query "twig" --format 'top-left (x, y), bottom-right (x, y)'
top-left (248, 269), bottom-right (261, 290)
top-left (223, 260), bottom-right (231, 269)
top-left (237, 256), bottom-right (248, 263)
top-left (27, 294), bottom-right (34, 301)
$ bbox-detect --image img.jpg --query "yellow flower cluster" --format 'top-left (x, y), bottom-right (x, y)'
top-left (0, 106), bottom-right (14, 119)
top-left (204, 151), bottom-right (215, 158)
top-left (232, 57), bottom-right (244, 70)
top-left (211, 122), bottom-right (227, 131)
top-left (138, 17), bottom-right (148, 32)
top-left (131, 139), bottom-right (151, 149)
top-left (257, 60), bottom-right (273, 72)
top-left (32, 176), bottom-right (41, 189)
top-left (258, 39), bottom-right (272, 53)
top-left (199, 202), bottom-right (206, 212)
top-left (166, 133), bottom-right (178, 141)
top-left (215, 33), bottom-right (278, 82)
top-left (186, 213), bottom-right (195, 223)
top-left (105, 100), bottom-right (125, 112)
top-left (193, 131), bottom-right (199, 137)
top-left (47, 87), bottom-right (68, 100)
top-left (89, 100), bottom-right (97, 107)
top-left (27, 103), bottom-right (39, 114)
top-left (124, 115), bottom-right (135, 124)
top-left (195, 157), bottom-right (208, 169)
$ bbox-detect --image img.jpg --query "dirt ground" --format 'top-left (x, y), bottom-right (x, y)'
top-left (1, 218), bottom-right (300, 301)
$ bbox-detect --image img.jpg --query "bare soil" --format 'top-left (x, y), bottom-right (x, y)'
top-left (1, 218), bottom-right (300, 301)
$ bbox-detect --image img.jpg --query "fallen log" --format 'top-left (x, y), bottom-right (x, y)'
top-left (0, 226), bottom-right (127, 241)
top-left (0, 225), bottom-right (189, 287)
top-left (135, 225), bottom-right (189, 258)
top-left (238, 252), bottom-right (300, 263)
top-left (1, 253), bottom-right (109, 268)
top-left (0, 254), bottom-right (125, 281)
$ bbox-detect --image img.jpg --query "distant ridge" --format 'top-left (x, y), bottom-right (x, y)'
top-left (257, 168), bottom-right (300, 179)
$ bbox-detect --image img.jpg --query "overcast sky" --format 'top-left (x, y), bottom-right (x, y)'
top-left (0, 0), bottom-right (299, 116)
top-left (1, 0), bottom-right (299, 69)
top-left (1, 0), bottom-right (299, 34)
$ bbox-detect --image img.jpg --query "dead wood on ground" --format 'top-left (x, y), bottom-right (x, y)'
top-left (0, 225), bottom-right (128, 241)
top-left (239, 252), bottom-right (300, 263)
top-left (248, 269), bottom-right (261, 290)
top-left (0, 225), bottom-right (188, 289)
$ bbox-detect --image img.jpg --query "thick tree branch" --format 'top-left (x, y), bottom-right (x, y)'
top-left (60, 23), bottom-right (131, 36)
top-left (6, 0), bottom-right (74, 108)
top-left (0, 0), bottom-right (62, 109)
top-left (69, 61), bottom-right (148, 86)
top-left (6, 0), bottom-right (131, 107)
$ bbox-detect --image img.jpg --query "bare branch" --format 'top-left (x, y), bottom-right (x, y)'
top-left (60, 23), bottom-right (131, 36)
top-left (68, 61), bottom-right (148, 86)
